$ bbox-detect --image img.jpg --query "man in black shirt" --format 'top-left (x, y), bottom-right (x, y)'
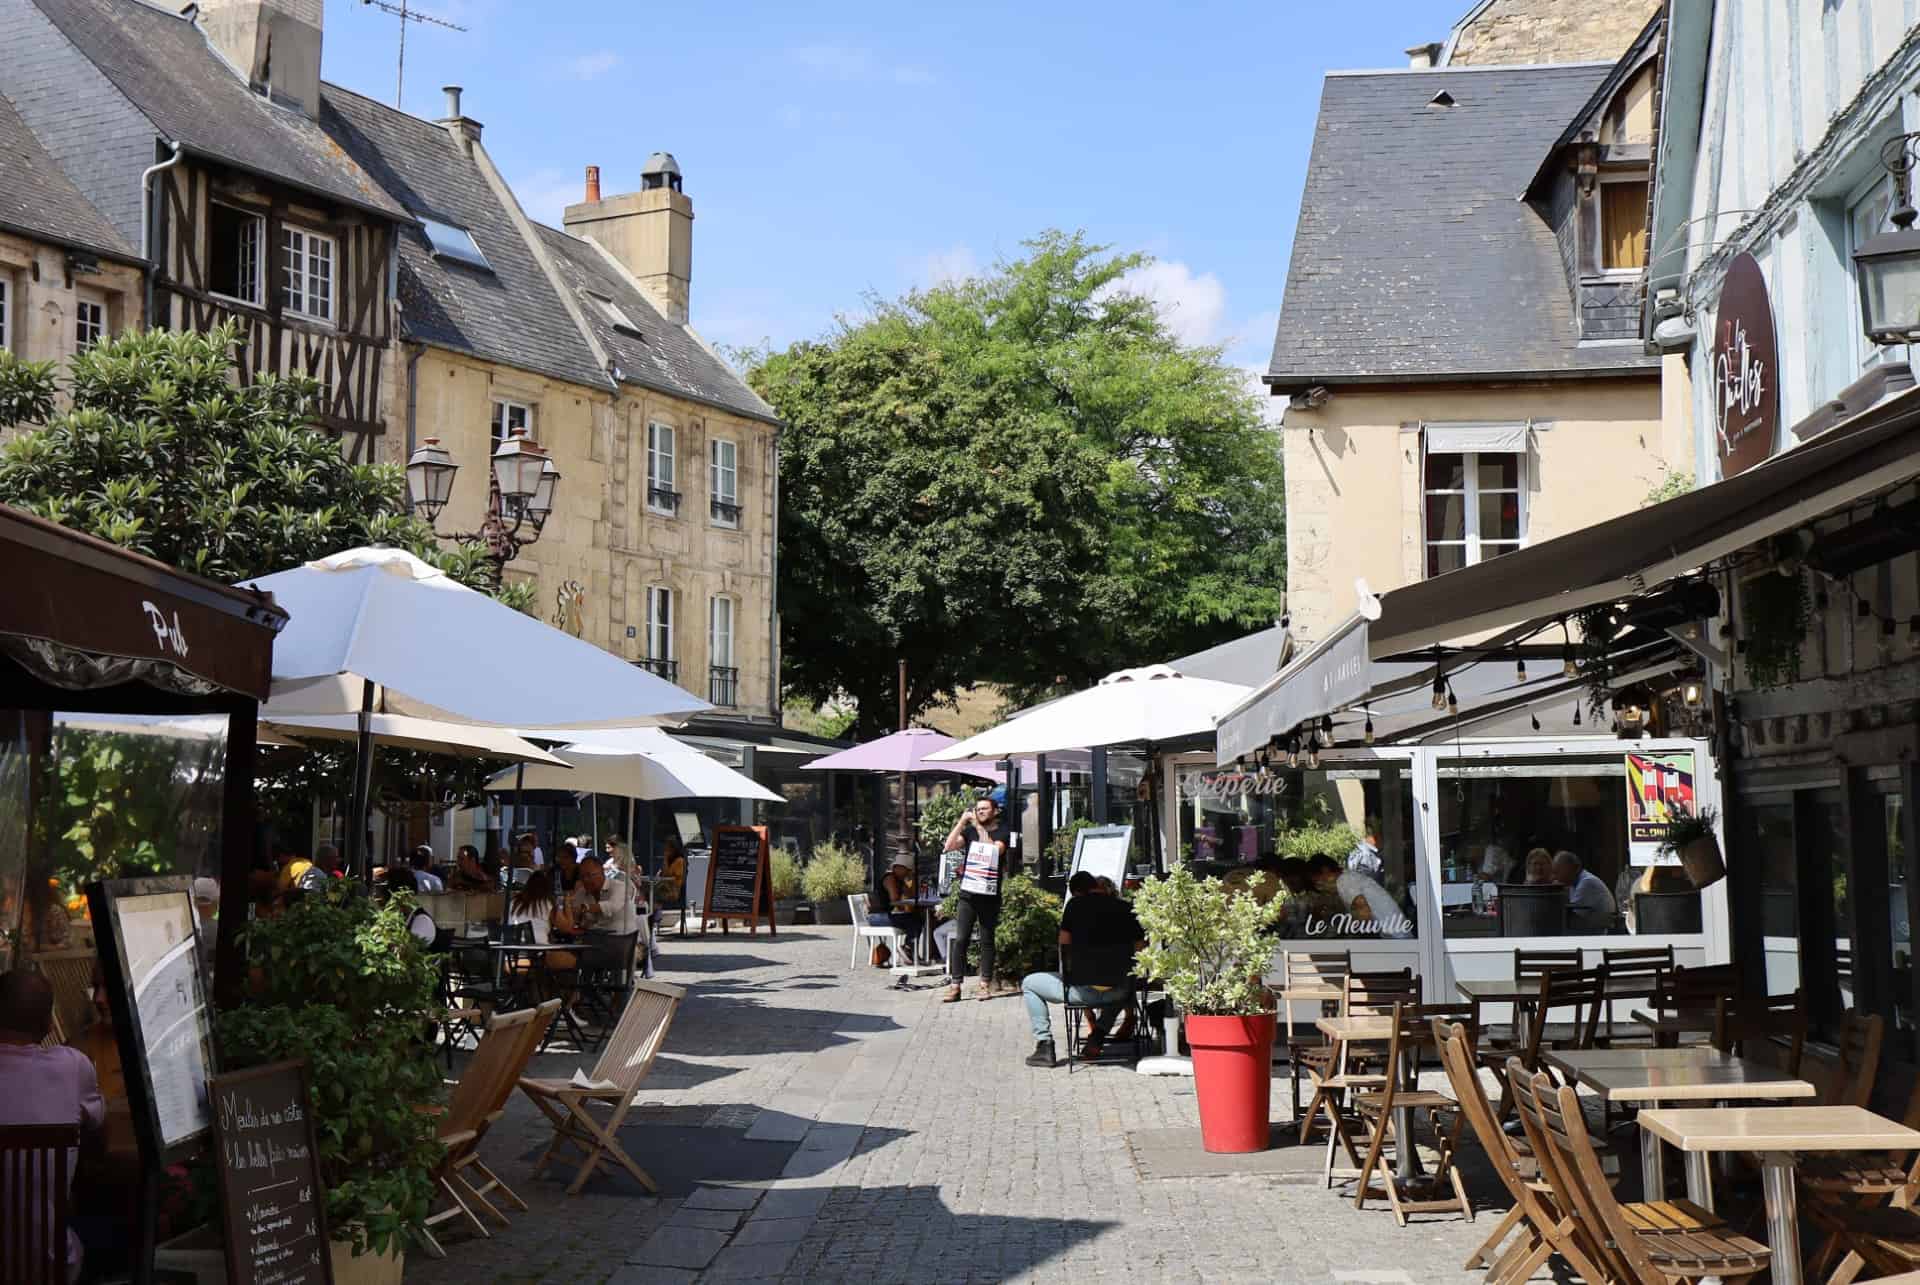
top-left (941, 793), bottom-right (1014, 1001)
top-left (1019, 871), bottom-right (1144, 1067)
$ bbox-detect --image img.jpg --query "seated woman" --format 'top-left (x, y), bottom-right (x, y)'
top-left (507, 871), bottom-right (578, 977)
top-left (658, 838), bottom-right (688, 902)
top-left (868, 859), bottom-right (924, 962)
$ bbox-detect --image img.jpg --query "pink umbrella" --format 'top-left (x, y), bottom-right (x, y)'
top-left (802, 727), bottom-right (1001, 779)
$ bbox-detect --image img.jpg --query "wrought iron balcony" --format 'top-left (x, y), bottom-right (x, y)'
top-left (710, 497), bottom-right (743, 526)
top-left (634, 656), bottom-right (678, 682)
top-left (709, 665), bottom-right (739, 708)
top-left (647, 484), bottom-right (680, 514)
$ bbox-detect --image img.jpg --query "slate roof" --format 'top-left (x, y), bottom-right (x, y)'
top-left (24, 0), bottom-right (405, 223)
top-left (319, 83), bottom-right (610, 391)
top-left (535, 225), bottom-right (781, 426)
top-left (1267, 65), bottom-right (1659, 388)
top-left (0, 88), bottom-right (134, 259)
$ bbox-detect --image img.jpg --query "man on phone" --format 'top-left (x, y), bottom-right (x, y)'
top-left (941, 790), bottom-right (1014, 1002)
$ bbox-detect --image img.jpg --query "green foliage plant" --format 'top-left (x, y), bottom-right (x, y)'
top-left (769, 849), bottom-right (803, 901)
top-left (802, 843), bottom-right (868, 903)
top-left (1131, 865), bottom-right (1282, 1016)
top-left (1642, 468), bottom-right (1694, 507)
top-left (1656, 806), bottom-right (1720, 857)
top-left (917, 788), bottom-right (979, 850)
top-left (1274, 820), bottom-right (1359, 862)
top-left (935, 872), bottom-right (1062, 982)
top-left (1045, 817), bottom-right (1096, 870)
top-left (1741, 571), bottom-right (1809, 689)
top-left (216, 882), bottom-right (442, 1256)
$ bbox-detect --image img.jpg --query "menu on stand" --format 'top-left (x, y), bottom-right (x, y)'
top-left (703, 825), bottom-right (771, 931)
top-left (211, 1060), bottom-right (332, 1285)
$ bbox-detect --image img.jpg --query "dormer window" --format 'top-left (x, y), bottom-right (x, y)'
top-left (1596, 176), bottom-right (1649, 272)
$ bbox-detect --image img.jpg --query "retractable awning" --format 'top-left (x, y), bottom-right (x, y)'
top-left (1217, 382), bottom-right (1920, 765)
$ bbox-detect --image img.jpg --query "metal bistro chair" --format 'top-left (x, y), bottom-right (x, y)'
top-left (0, 1123), bottom-right (78, 1285)
top-left (1059, 943), bottom-right (1144, 1071)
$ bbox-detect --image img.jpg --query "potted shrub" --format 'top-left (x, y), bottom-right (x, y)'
top-left (218, 882), bottom-right (443, 1283)
top-left (1131, 866), bottom-right (1283, 1153)
top-left (1660, 805), bottom-right (1725, 890)
top-left (770, 849), bottom-right (804, 925)
top-left (803, 843), bottom-right (868, 925)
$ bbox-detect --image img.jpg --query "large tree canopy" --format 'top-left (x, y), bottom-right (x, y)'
top-left (0, 322), bottom-right (525, 605)
top-left (749, 232), bottom-right (1285, 735)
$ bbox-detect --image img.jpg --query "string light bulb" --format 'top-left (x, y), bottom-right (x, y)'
top-left (1515, 654), bottom-right (1526, 683)
top-left (1431, 670), bottom-right (1448, 711)
top-left (1306, 744), bottom-right (1322, 770)
top-left (1446, 684), bottom-right (1459, 715)
top-left (1320, 714), bottom-right (1334, 746)
top-left (1572, 701), bottom-right (1582, 727)
top-left (1363, 716), bottom-right (1375, 745)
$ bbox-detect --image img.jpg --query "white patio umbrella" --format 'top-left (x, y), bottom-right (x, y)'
top-left (244, 547), bottom-right (707, 871)
top-left (924, 665), bottom-right (1249, 760)
top-left (485, 728), bottom-right (781, 803)
top-left (263, 712), bottom-right (567, 765)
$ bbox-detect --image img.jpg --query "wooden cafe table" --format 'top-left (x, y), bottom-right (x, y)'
top-left (1635, 1105), bottom-right (1920, 1285)
top-left (1317, 1015), bottom-right (1421, 1182)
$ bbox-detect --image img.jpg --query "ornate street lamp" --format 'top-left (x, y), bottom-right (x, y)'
top-left (404, 428), bottom-right (559, 581)
top-left (1854, 133), bottom-right (1920, 345)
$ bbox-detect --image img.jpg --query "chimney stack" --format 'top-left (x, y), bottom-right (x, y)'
top-left (1405, 41), bottom-right (1443, 69)
top-left (563, 151), bottom-right (693, 325)
top-left (197, 0), bottom-right (324, 116)
top-left (437, 85), bottom-right (483, 151)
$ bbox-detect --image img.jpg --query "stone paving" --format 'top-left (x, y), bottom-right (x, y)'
top-left (404, 926), bottom-right (1521, 1284)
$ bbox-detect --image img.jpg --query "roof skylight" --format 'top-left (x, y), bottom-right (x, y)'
top-left (420, 218), bottom-right (491, 271)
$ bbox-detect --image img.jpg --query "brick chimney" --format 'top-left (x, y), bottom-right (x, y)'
top-left (437, 85), bottom-right (483, 152)
top-left (195, 0), bottom-right (323, 116)
top-left (563, 152), bottom-right (693, 325)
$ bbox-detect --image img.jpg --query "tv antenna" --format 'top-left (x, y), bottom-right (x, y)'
top-left (359, 0), bottom-right (468, 107)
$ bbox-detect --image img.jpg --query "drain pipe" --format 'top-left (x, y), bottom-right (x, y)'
top-left (403, 341), bottom-right (425, 458)
top-left (139, 142), bottom-right (184, 327)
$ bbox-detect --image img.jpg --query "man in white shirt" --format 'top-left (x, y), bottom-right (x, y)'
top-left (408, 847), bottom-right (445, 893)
top-left (571, 856), bottom-right (637, 935)
top-left (1555, 851), bottom-right (1617, 931)
top-left (1307, 855), bottom-right (1413, 939)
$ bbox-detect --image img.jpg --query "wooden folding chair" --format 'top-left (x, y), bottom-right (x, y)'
top-left (1282, 950), bottom-right (1350, 1124)
top-left (0, 1123), bottom-right (78, 1285)
top-left (1827, 1011), bottom-right (1887, 1108)
top-left (420, 1000), bottom-right (560, 1256)
top-left (1711, 989), bottom-right (1807, 1075)
top-left (1480, 966), bottom-right (1605, 1123)
top-left (1350, 1002), bottom-right (1478, 1224)
top-left (519, 978), bottom-right (685, 1194)
top-left (1528, 1069), bottom-right (1769, 1282)
top-left (1596, 944), bottom-right (1673, 1043)
top-left (1305, 969), bottom-right (1418, 1180)
top-left (31, 949), bottom-right (96, 1045)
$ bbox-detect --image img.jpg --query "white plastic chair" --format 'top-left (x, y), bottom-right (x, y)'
top-left (850, 893), bottom-right (906, 969)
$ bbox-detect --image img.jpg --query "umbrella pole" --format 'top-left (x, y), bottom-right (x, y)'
top-left (627, 796), bottom-right (636, 872)
top-left (347, 678), bottom-right (376, 886)
top-left (504, 761), bottom-right (524, 926)
top-left (591, 794), bottom-right (599, 855)
top-left (1148, 752), bottom-right (1164, 876)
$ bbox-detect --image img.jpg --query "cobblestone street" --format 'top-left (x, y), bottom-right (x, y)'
top-left (406, 927), bottom-right (1510, 1285)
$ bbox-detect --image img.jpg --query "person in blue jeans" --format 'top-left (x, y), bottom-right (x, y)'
top-left (1021, 871), bottom-right (1145, 1067)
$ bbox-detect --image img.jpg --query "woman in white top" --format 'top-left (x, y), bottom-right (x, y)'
top-left (508, 871), bottom-right (577, 968)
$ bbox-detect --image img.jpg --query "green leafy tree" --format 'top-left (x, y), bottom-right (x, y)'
top-left (0, 323), bottom-right (530, 609)
top-left (749, 231), bottom-right (1286, 735)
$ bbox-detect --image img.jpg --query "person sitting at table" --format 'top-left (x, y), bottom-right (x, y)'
top-left (868, 858), bottom-right (924, 963)
top-left (551, 840), bottom-right (582, 894)
top-left (1521, 847), bottom-right (1556, 886)
top-left (1554, 850), bottom-right (1617, 931)
top-left (0, 969), bottom-right (106, 1283)
top-left (503, 834), bottom-right (539, 886)
top-left (449, 844), bottom-right (496, 893)
top-left (658, 837), bottom-right (688, 902)
top-left (315, 843), bottom-right (345, 879)
top-left (383, 868), bottom-right (438, 945)
top-left (1307, 854), bottom-right (1413, 939)
top-left (509, 871), bottom-right (578, 970)
top-left (1019, 871), bottom-right (1144, 1068)
top-left (568, 856), bottom-right (641, 986)
top-left (408, 846), bottom-right (445, 893)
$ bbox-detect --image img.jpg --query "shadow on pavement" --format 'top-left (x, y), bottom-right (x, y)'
top-left (789, 1183), bottom-right (1117, 1278)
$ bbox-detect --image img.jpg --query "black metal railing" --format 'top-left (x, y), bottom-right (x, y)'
top-left (709, 665), bottom-right (739, 707)
top-left (647, 484), bottom-right (680, 514)
top-left (634, 656), bottom-right (678, 682)
top-left (710, 497), bottom-right (743, 526)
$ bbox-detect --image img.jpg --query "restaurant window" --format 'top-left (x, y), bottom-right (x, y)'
top-left (280, 225), bottom-right (335, 323)
top-left (647, 422), bottom-right (678, 515)
top-left (1438, 757), bottom-right (1702, 940)
top-left (1596, 176), bottom-right (1649, 272)
top-left (208, 202), bottom-right (264, 305)
top-left (74, 296), bottom-right (106, 351)
top-left (1424, 451), bottom-right (1525, 577)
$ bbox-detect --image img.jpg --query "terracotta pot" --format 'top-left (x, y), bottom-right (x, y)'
top-left (330, 1238), bottom-right (404, 1285)
top-left (1680, 835), bottom-right (1726, 890)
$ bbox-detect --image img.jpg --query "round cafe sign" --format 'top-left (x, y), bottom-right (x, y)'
top-left (1711, 252), bottom-right (1779, 478)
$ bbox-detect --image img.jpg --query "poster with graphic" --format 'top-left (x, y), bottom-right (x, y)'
top-left (959, 838), bottom-right (1003, 897)
top-left (1626, 750), bottom-right (1696, 866)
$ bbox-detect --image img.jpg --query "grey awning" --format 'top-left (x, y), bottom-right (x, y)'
top-left (1216, 615), bottom-right (1368, 762)
top-left (1425, 421), bottom-right (1531, 453)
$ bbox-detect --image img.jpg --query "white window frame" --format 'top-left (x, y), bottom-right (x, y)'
top-left (709, 438), bottom-right (739, 526)
top-left (0, 276), bottom-right (10, 352)
top-left (280, 224), bottom-right (336, 323)
top-left (209, 201), bottom-right (265, 307)
top-left (1592, 172), bottom-right (1650, 276)
top-left (645, 585), bottom-right (674, 662)
top-left (709, 595), bottom-right (735, 668)
top-left (74, 295), bottom-right (106, 351)
top-left (647, 421), bottom-right (678, 515)
top-left (1846, 170), bottom-right (1896, 373)
top-left (1423, 450), bottom-right (1529, 577)
top-left (490, 398), bottom-right (533, 448)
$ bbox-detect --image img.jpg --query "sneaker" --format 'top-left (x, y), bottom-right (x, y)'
top-left (940, 984), bottom-right (962, 1003)
top-left (1025, 1040), bottom-right (1056, 1068)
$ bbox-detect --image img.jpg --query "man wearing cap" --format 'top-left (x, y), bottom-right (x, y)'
top-left (941, 792), bottom-right (1015, 1001)
top-left (869, 857), bottom-right (924, 963)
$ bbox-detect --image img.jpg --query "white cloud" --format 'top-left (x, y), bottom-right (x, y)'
top-left (510, 167), bottom-right (584, 226)
top-left (565, 51), bottom-right (620, 80)
top-left (789, 43), bottom-right (935, 86)
top-left (915, 244), bottom-right (979, 287)
top-left (1111, 260), bottom-right (1230, 348)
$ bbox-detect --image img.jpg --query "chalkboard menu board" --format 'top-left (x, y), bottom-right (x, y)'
top-left (212, 1060), bottom-right (333, 1285)
top-left (702, 825), bottom-right (773, 934)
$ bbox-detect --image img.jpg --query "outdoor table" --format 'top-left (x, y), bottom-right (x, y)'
top-left (1631, 1007), bottom-right (1716, 1048)
top-left (1317, 1015), bottom-right (1421, 1182)
top-left (1548, 1049), bottom-right (1814, 1202)
top-left (490, 942), bottom-right (588, 1049)
top-left (1458, 973), bottom-right (1669, 1048)
top-left (1636, 1105), bottom-right (1920, 1285)
top-left (891, 896), bottom-right (945, 985)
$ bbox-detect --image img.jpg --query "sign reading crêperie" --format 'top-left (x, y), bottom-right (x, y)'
top-left (1712, 252), bottom-right (1779, 478)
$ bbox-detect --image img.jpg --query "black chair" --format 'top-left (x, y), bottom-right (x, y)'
top-left (1060, 944), bottom-right (1143, 1071)
top-left (576, 930), bottom-right (641, 1042)
top-left (1497, 884), bottom-right (1569, 936)
top-left (0, 1123), bottom-right (78, 1285)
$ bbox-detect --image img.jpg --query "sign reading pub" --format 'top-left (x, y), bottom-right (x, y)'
top-left (1711, 252), bottom-right (1780, 478)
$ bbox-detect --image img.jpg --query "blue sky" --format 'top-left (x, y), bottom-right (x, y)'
top-left (319, 0), bottom-right (1459, 379)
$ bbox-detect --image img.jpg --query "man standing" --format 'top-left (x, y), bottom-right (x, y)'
top-left (941, 792), bottom-right (1013, 1002)
top-left (1554, 851), bottom-right (1617, 931)
top-left (1019, 872), bottom-right (1143, 1067)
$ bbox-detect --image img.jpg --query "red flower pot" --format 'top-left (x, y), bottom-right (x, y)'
top-left (1185, 1011), bottom-right (1276, 1153)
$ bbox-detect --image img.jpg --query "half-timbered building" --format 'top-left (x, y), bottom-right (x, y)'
top-left (0, 0), bottom-right (409, 463)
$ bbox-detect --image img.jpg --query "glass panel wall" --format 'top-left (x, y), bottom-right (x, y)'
top-left (1747, 798), bottom-right (1799, 993)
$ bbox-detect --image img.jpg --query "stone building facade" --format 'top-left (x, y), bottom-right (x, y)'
top-left (1443, 0), bottom-right (1662, 67)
